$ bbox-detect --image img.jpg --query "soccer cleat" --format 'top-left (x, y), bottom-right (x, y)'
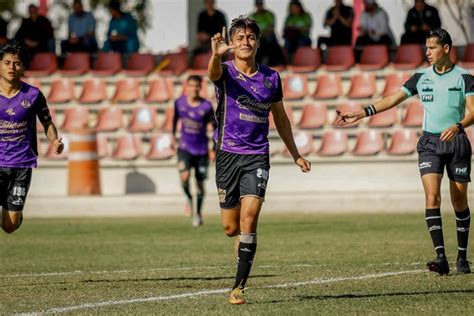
top-left (192, 214), bottom-right (203, 227)
top-left (426, 257), bottom-right (450, 276)
top-left (228, 287), bottom-right (246, 305)
top-left (456, 258), bottom-right (471, 274)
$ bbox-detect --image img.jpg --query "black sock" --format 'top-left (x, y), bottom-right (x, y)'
top-left (455, 207), bottom-right (470, 260)
top-left (181, 182), bottom-right (192, 207)
top-left (233, 233), bottom-right (257, 290)
top-left (196, 193), bottom-right (204, 216)
top-left (426, 208), bottom-right (446, 258)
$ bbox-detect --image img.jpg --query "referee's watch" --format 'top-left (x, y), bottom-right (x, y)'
top-left (456, 122), bottom-right (464, 132)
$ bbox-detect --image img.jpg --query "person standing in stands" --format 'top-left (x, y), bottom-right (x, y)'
top-left (318, 0), bottom-right (354, 48)
top-left (401, 0), bottom-right (441, 44)
top-left (194, 0), bottom-right (227, 55)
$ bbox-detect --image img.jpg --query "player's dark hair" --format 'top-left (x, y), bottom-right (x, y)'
top-left (108, 0), bottom-right (122, 12)
top-left (0, 42), bottom-right (26, 65)
top-left (187, 75), bottom-right (203, 84)
top-left (427, 28), bottom-right (452, 50)
top-left (229, 16), bottom-right (261, 40)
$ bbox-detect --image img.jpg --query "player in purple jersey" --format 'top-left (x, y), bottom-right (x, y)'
top-left (172, 75), bottom-right (216, 226)
top-left (0, 43), bottom-right (63, 234)
top-left (208, 17), bottom-right (311, 304)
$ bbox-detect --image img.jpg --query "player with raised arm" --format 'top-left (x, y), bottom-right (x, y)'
top-left (336, 28), bottom-right (474, 275)
top-left (208, 17), bottom-right (311, 304)
top-left (0, 43), bottom-right (63, 233)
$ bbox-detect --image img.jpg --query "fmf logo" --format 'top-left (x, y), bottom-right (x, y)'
top-left (422, 94), bottom-right (434, 102)
top-left (456, 167), bottom-right (468, 174)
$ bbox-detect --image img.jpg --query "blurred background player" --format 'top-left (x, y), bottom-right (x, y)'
top-left (0, 43), bottom-right (63, 234)
top-left (208, 17), bottom-right (311, 304)
top-left (172, 75), bottom-right (216, 227)
top-left (336, 28), bottom-right (474, 275)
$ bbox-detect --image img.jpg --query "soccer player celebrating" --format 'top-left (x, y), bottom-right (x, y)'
top-left (336, 28), bottom-right (474, 275)
top-left (0, 43), bottom-right (63, 233)
top-left (172, 75), bottom-right (215, 226)
top-left (208, 17), bottom-right (311, 304)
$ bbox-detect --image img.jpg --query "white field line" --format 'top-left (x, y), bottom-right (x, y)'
top-left (19, 269), bottom-right (425, 315)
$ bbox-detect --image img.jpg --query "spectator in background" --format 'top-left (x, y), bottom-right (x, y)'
top-left (15, 4), bottom-right (55, 63)
top-left (195, 0), bottom-right (227, 55)
top-left (61, 0), bottom-right (98, 54)
top-left (318, 0), bottom-right (354, 48)
top-left (0, 17), bottom-right (8, 48)
top-left (401, 0), bottom-right (441, 44)
top-left (355, 0), bottom-right (394, 47)
top-left (103, 0), bottom-right (139, 54)
top-left (283, 0), bottom-right (312, 59)
top-left (250, 0), bottom-right (285, 66)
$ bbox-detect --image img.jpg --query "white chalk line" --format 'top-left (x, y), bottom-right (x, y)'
top-left (19, 269), bottom-right (425, 315)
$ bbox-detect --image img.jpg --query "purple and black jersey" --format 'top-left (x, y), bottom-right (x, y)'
top-left (0, 82), bottom-right (52, 168)
top-left (213, 61), bottom-right (283, 154)
top-left (173, 96), bottom-right (215, 156)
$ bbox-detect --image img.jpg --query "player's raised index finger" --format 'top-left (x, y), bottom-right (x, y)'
top-left (222, 26), bottom-right (226, 40)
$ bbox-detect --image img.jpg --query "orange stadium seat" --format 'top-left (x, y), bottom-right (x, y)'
top-left (380, 73), bottom-right (410, 97)
top-left (358, 45), bottom-right (389, 70)
top-left (59, 52), bottom-right (90, 76)
top-left (160, 107), bottom-right (175, 132)
top-left (402, 99), bottom-right (424, 127)
top-left (124, 53), bottom-right (155, 76)
top-left (90, 52), bottom-right (122, 76)
top-left (111, 78), bottom-right (141, 103)
top-left (97, 134), bottom-right (109, 159)
top-left (460, 43), bottom-right (474, 68)
top-left (24, 52), bottom-right (57, 77)
top-left (145, 78), bottom-right (175, 103)
top-left (95, 107), bottom-right (124, 132)
top-left (60, 107), bottom-right (90, 132)
top-left (287, 47), bottom-right (320, 73)
top-left (269, 106), bottom-right (294, 130)
top-left (323, 45), bottom-right (355, 71)
top-left (47, 79), bottom-right (75, 104)
top-left (283, 75), bottom-right (308, 100)
top-left (317, 130), bottom-right (348, 156)
top-left (368, 107), bottom-right (398, 128)
top-left (387, 129), bottom-right (418, 155)
top-left (312, 73), bottom-right (342, 100)
top-left (352, 130), bottom-right (384, 156)
top-left (157, 51), bottom-right (188, 76)
top-left (281, 131), bottom-right (314, 157)
top-left (298, 103), bottom-right (327, 129)
top-left (146, 134), bottom-right (176, 160)
top-left (392, 44), bottom-right (423, 70)
top-left (78, 78), bottom-right (108, 104)
top-left (347, 73), bottom-right (376, 99)
top-left (190, 51), bottom-right (212, 75)
top-left (334, 103), bottom-right (362, 128)
top-left (111, 134), bottom-right (142, 160)
top-left (128, 107), bottom-right (157, 132)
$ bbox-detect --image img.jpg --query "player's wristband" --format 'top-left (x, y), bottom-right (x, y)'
top-left (363, 104), bottom-right (377, 117)
top-left (456, 122), bottom-right (464, 132)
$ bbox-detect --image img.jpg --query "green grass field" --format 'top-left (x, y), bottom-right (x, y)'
top-left (1, 213), bottom-right (473, 314)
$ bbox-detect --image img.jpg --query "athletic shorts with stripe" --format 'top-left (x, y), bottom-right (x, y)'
top-left (177, 149), bottom-right (209, 182)
top-left (0, 167), bottom-right (32, 211)
top-left (215, 150), bottom-right (270, 209)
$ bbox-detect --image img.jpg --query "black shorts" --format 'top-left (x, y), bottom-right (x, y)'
top-left (177, 149), bottom-right (209, 181)
top-left (417, 131), bottom-right (472, 182)
top-left (215, 150), bottom-right (270, 209)
top-left (0, 167), bottom-right (32, 211)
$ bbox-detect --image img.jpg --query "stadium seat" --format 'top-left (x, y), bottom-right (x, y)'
top-left (402, 99), bottom-right (424, 127)
top-left (317, 130), bottom-right (349, 156)
top-left (269, 106), bottom-right (294, 130)
top-left (157, 50), bottom-right (188, 76)
top-left (145, 78), bottom-right (175, 103)
top-left (352, 130), bottom-right (384, 156)
top-left (450, 46), bottom-right (459, 64)
top-left (78, 78), bottom-right (108, 104)
top-left (97, 134), bottom-right (109, 159)
top-left (123, 53), bottom-right (155, 76)
top-left (111, 79), bottom-right (141, 103)
top-left (90, 52), bottom-right (122, 76)
top-left (47, 79), bottom-right (75, 104)
top-left (111, 134), bottom-right (142, 160)
top-left (283, 75), bottom-right (308, 100)
top-left (312, 73), bottom-right (342, 100)
top-left (181, 78), bottom-right (208, 98)
top-left (358, 45), bottom-right (389, 70)
top-left (60, 107), bottom-right (90, 132)
top-left (281, 131), bottom-right (314, 157)
top-left (146, 134), bottom-right (176, 160)
top-left (347, 73), bottom-right (376, 99)
top-left (59, 52), bottom-right (90, 76)
top-left (160, 107), bottom-right (175, 132)
top-left (367, 107), bottom-right (398, 128)
top-left (95, 106), bottom-right (124, 132)
top-left (190, 51), bottom-right (213, 75)
top-left (298, 103), bottom-right (327, 129)
top-left (24, 52), bottom-right (57, 77)
top-left (334, 103), bottom-right (362, 128)
top-left (323, 45), bottom-right (355, 71)
top-left (287, 47), bottom-right (321, 73)
top-left (387, 129), bottom-right (418, 155)
top-left (380, 73), bottom-right (410, 97)
top-left (128, 107), bottom-right (157, 132)
top-left (459, 43), bottom-right (474, 68)
top-left (392, 44), bottom-right (423, 70)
